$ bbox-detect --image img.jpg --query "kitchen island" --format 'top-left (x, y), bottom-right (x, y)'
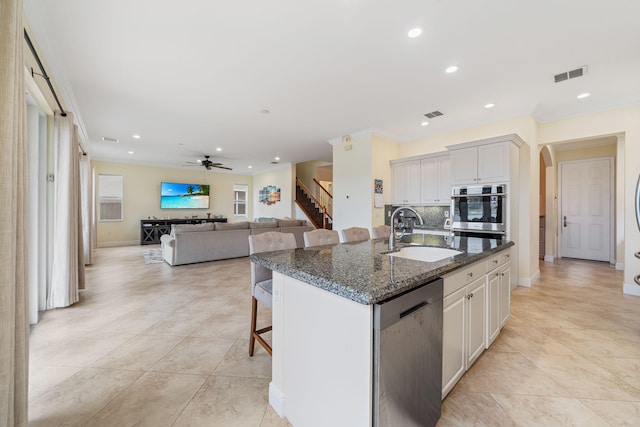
top-left (250, 235), bottom-right (514, 427)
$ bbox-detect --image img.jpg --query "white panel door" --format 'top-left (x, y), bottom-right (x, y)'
top-left (560, 158), bottom-right (612, 262)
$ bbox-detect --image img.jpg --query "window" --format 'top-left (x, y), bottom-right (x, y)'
top-left (234, 184), bottom-right (248, 217)
top-left (98, 174), bottom-right (123, 221)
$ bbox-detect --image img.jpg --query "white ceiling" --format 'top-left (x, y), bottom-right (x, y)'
top-left (25, 0), bottom-right (640, 174)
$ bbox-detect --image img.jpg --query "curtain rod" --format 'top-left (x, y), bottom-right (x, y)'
top-left (24, 29), bottom-right (67, 117)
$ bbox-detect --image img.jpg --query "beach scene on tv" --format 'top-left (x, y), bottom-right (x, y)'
top-left (160, 182), bottom-right (210, 209)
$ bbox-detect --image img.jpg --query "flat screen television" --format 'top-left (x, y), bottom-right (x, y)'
top-left (160, 182), bottom-right (210, 209)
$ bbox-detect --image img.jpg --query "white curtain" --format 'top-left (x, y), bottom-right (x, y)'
top-left (79, 153), bottom-right (93, 265)
top-left (0, 0), bottom-right (29, 424)
top-left (48, 113), bottom-right (85, 308)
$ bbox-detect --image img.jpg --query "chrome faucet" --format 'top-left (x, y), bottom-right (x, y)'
top-left (389, 207), bottom-right (424, 251)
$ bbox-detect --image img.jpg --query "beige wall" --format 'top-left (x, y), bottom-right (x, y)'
top-left (296, 160), bottom-right (332, 193)
top-left (371, 136), bottom-right (400, 227)
top-left (94, 161), bottom-right (252, 245)
top-left (539, 105), bottom-right (640, 291)
top-left (332, 134), bottom-right (375, 232)
top-left (252, 164), bottom-right (296, 220)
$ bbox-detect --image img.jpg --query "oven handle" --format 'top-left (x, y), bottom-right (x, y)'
top-left (451, 192), bottom-right (506, 198)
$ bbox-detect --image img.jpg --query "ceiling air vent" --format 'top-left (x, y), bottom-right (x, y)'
top-left (554, 65), bottom-right (587, 83)
top-left (101, 136), bottom-right (119, 143)
top-left (424, 110), bottom-right (444, 119)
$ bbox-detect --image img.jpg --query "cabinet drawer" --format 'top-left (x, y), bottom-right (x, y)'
top-left (487, 249), bottom-right (512, 272)
top-left (499, 250), bottom-right (511, 264)
top-left (443, 261), bottom-right (487, 296)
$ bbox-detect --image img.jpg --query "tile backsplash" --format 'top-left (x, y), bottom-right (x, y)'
top-left (384, 205), bottom-right (450, 229)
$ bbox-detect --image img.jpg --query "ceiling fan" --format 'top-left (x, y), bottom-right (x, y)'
top-left (184, 155), bottom-right (232, 171)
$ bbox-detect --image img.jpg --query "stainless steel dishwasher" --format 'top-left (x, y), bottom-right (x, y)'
top-left (373, 279), bottom-right (443, 427)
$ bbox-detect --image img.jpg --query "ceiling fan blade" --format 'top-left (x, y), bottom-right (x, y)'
top-left (213, 165), bottom-right (233, 170)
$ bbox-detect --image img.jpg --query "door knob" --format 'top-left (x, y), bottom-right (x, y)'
top-left (563, 216), bottom-right (568, 227)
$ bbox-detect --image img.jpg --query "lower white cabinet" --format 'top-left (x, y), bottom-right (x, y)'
top-left (442, 276), bottom-right (486, 398)
top-left (442, 247), bottom-right (511, 399)
top-left (498, 263), bottom-right (511, 328)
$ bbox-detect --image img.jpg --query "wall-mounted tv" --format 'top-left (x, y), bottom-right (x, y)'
top-left (160, 182), bottom-right (210, 209)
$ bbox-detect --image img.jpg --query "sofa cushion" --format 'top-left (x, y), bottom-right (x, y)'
top-left (277, 219), bottom-right (303, 227)
top-left (249, 221), bottom-right (279, 229)
top-left (171, 223), bottom-right (214, 235)
top-left (214, 221), bottom-right (249, 231)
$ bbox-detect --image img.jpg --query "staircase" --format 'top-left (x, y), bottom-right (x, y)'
top-left (296, 179), bottom-right (332, 229)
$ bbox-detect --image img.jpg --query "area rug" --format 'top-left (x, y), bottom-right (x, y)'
top-left (142, 248), bottom-right (164, 264)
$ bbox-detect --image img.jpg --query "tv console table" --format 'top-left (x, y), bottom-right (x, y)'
top-left (140, 218), bottom-right (227, 245)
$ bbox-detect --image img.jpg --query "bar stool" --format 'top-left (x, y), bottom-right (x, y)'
top-left (248, 231), bottom-right (297, 356)
top-left (303, 229), bottom-right (340, 247)
top-left (340, 227), bottom-right (370, 243)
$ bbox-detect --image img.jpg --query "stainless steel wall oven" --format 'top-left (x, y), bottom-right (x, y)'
top-left (451, 184), bottom-right (507, 237)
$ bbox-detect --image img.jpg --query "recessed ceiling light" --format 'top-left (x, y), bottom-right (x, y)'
top-left (445, 65), bottom-right (458, 74)
top-left (275, 156), bottom-right (280, 161)
top-left (420, 121), bottom-right (429, 126)
top-left (216, 147), bottom-right (222, 152)
top-left (577, 92), bottom-right (590, 99)
top-left (248, 165), bottom-right (253, 169)
top-left (484, 103), bottom-right (495, 109)
top-left (177, 143), bottom-right (184, 146)
top-left (408, 27), bottom-right (422, 38)
top-left (132, 134), bottom-right (141, 139)
top-left (197, 159), bottom-right (202, 163)
top-left (128, 151), bottom-right (134, 154)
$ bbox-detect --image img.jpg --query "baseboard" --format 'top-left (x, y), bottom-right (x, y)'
top-left (269, 382), bottom-right (286, 418)
top-left (615, 262), bottom-right (624, 270)
top-left (97, 240), bottom-right (139, 248)
top-left (518, 269), bottom-right (540, 288)
top-left (623, 283), bottom-right (640, 297)
top-left (543, 255), bottom-right (555, 263)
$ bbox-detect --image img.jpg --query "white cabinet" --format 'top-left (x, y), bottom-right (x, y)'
top-left (442, 260), bottom-right (488, 399)
top-left (442, 276), bottom-right (487, 398)
top-left (442, 247), bottom-right (512, 399)
top-left (498, 263), bottom-right (511, 328)
top-left (448, 136), bottom-right (520, 186)
top-left (391, 160), bottom-right (420, 205)
top-left (486, 250), bottom-right (511, 347)
top-left (442, 286), bottom-right (465, 397)
top-left (487, 271), bottom-right (501, 346)
top-left (465, 277), bottom-right (487, 366)
top-left (450, 141), bottom-right (510, 185)
top-left (420, 155), bottom-right (451, 205)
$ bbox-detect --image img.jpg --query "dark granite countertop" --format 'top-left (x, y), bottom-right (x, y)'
top-left (249, 235), bottom-right (514, 305)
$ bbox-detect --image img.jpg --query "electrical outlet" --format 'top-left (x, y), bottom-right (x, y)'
top-left (444, 211), bottom-right (449, 218)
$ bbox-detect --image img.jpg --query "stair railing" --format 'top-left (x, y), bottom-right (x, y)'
top-left (296, 178), bottom-right (332, 229)
top-left (312, 178), bottom-right (333, 218)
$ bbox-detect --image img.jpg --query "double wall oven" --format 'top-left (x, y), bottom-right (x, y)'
top-left (451, 184), bottom-right (507, 239)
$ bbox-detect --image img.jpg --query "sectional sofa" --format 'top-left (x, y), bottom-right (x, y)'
top-left (160, 219), bottom-right (313, 266)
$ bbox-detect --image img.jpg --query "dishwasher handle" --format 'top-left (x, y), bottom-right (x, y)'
top-left (399, 301), bottom-right (429, 319)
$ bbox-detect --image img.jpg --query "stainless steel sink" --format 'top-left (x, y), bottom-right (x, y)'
top-left (387, 246), bottom-right (462, 262)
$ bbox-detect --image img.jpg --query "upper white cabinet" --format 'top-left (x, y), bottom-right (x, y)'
top-left (447, 135), bottom-right (522, 186)
top-left (391, 152), bottom-right (450, 205)
top-left (391, 159), bottom-right (421, 205)
top-left (420, 155), bottom-right (451, 205)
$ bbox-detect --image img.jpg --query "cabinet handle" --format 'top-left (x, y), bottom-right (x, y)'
top-left (505, 254), bottom-right (510, 258)
top-left (467, 272), bottom-right (473, 278)
top-left (501, 273), bottom-right (505, 277)
top-left (493, 259), bottom-right (498, 264)
top-left (469, 292), bottom-right (474, 298)
top-left (495, 272), bottom-right (500, 277)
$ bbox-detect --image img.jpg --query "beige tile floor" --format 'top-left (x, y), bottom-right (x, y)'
top-left (28, 246), bottom-right (638, 426)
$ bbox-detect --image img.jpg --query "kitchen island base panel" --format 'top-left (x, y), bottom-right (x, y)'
top-left (271, 272), bottom-right (373, 427)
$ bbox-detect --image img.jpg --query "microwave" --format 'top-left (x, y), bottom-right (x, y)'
top-left (451, 184), bottom-right (507, 234)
